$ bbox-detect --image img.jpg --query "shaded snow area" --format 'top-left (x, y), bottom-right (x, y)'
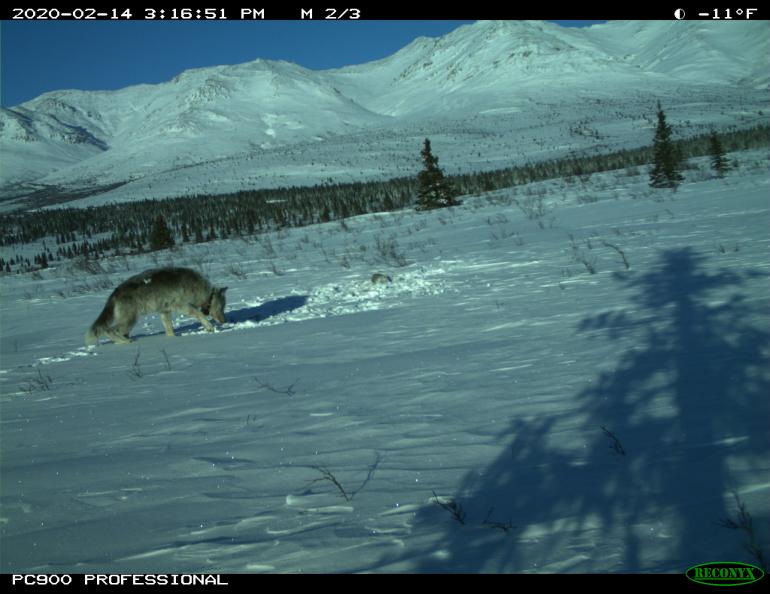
top-left (1, 154), bottom-right (768, 573)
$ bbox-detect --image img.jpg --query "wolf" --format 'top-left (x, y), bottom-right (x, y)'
top-left (85, 267), bottom-right (227, 345)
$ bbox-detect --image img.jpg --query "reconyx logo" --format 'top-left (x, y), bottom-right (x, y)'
top-left (686, 562), bottom-right (765, 586)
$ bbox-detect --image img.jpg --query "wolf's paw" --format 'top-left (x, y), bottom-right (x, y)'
top-left (110, 334), bottom-right (133, 344)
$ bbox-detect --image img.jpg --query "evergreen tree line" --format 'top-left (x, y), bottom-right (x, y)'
top-left (1, 124), bottom-right (767, 273)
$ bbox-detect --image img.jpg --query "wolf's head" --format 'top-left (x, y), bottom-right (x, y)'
top-left (206, 287), bottom-right (228, 324)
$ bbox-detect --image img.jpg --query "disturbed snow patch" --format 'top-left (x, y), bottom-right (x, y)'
top-left (224, 265), bottom-right (450, 330)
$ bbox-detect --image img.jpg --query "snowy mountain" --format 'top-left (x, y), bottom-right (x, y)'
top-left (1, 60), bottom-right (387, 194)
top-left (1, 19), bottom-right (768, 207)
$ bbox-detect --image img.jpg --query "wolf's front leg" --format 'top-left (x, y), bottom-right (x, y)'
top-left (106, 330), bottom-right (133, 344)
top-left (184, 306), bottom-right (215, 332)
top-left (160, 313), bottom-right (176, 336)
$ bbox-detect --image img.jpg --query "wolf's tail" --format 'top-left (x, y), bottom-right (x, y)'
top-left (85, 298), bottom-right (115, 346)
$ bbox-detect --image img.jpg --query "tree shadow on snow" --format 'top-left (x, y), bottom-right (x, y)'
top-left (383, 248), bottom-right (769, 572)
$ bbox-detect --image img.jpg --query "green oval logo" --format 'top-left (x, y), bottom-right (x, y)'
top-left (686, 562), bottom-right (765, 586)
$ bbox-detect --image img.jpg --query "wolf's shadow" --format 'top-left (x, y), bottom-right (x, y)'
top-left (139, 295), bottom-right (309, 338)
top-left (224, 295), bottom-right (309, 325)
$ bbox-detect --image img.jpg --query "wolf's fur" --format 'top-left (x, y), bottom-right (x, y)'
top-left (85, 267), bottom-right (227, 345)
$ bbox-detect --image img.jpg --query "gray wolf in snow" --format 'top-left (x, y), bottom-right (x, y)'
top-left (85, 267), bottom-right (227, 345)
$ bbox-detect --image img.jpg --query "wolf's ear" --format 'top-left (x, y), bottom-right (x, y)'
top-left (219, 287), bottom-right (228, 294)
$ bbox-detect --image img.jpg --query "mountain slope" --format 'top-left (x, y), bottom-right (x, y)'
top-left (328, 20), bottom-right (640, 116)
top-left (589, 20), bottom-right (770, 88)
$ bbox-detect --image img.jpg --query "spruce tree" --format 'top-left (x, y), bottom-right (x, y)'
top-left (149, 215), bottom-right (175, 251)
top-left (649, 102), bottom-right (684, 189)
top-left (709, 131), bottom-right (729, 178)
top-left (416, 138), bottom-right (459, 211)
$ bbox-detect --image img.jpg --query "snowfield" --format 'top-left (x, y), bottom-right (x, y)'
top-left (1, 153), bottom-right (768, 573)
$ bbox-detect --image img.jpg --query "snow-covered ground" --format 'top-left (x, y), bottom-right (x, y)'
top-left (1, 153), bottom-right (768, 573)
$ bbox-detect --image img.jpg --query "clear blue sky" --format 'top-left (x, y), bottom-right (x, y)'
top-left (1, 20), bottom-right (605, 107)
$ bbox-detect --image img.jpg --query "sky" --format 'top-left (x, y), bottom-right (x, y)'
top-left (0, 20), bottom-right (605, 107)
